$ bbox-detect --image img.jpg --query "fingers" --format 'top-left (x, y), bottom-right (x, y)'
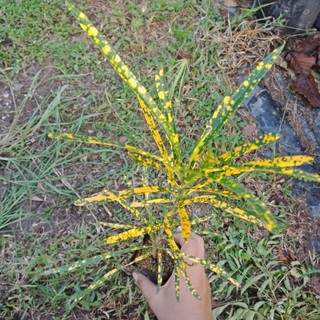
top-left (174, 231), bottom-right (205, 259)
top-left (133, 271), bottom-right (157, 303)
top-left (173, 232), bottom-right (185, 246)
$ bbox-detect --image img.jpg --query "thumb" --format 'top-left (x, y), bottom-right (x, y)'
top-left (133, 271), bottom-right (158, 303)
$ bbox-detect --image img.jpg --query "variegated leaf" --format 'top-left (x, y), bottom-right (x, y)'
top-left (163, 213), bottom-right (180, 251)
top-left (157, 251), bottom-right (164, 291)
top-left (184, 196), bottom-right (262, 225)
top-left (71, 252), bottom-right (152, 304)
top-left (178, 206), bottom-right (191, 242)
top-left (105, 224), bottom-right (162, 244)
top-left (189, 45), bottom-right (284, 169)
top-left (99, 222), bottom-right (133, 230)
top-left (211, 157), bottom-right (320, 183)
top-left (137, 96), bottom-right (178, 187)
top-left (181, 253), bottom-right (239, 287)
top-left (66, 3), bottom-right (183, 173)
top-left (154, 69), bottom-right (181, 165)
top-left (81, 189), bottom-right (147, 223)
top-left (180, 262), bottom-right (201, 300)
top-left (130, 198), bottom-right (172, 208)
top-left (48, 132), bottom-right (167, 166)
top-left (174, 262), bottom-right (181, 301)
top-left (200, 132), bottom-right (280, 169)
top-left (128, 151), bottom-right (165, 172)
top-left (75, 186), bottom-right (170, 207)
top-left (217, 178), bottom-right (276, 232)
top-left (43, 245), bottom-right (148, 275)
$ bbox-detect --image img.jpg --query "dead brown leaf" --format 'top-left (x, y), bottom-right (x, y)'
top-left (175, 50), bottom-right (192, 61)
top-left (309, 275), bottom-right (320, 296)
top-left (284, 33), bottom-right (320, 107)
top-left (278, 247), bottom-right (297, 264)
top-left (293, 34), bottom-right (320, 55)
top-left (286, 52), bottom-right (320, 107)
top-left (211, 299), bottom-right (225, 308)
top-left (31, 196), bottom-right (44, 202)
top-left (242, 122), bottom-right (257, 140)
top-left (222, 0), bottom-right (238, 7)
top-left (119, 135), bottom-right (128, 143)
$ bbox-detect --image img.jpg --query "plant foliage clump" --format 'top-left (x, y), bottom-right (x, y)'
top-left (46, 1), bottom-right (320, 305)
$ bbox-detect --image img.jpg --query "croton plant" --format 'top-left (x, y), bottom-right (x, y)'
top-left (45, 1), bottom-right (320, 306)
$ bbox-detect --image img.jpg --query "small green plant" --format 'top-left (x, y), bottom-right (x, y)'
top-left (46, 1), bottom-right (320, 306)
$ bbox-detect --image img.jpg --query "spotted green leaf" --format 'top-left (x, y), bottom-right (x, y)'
top-left (184, 196), bottom-right (261, 225)
top-left (182, 252), bottom-right (239, 287)
top-left (157, 251), bottom-right (164, 292)
top-left (105, 224), bottom-right (162, 244)
top-left (65, 2), bottom-right (182, 173)
top-left (210, 156), bottom-right (319, 183)
top-left (71, 252), bottom-right (152, 304)
top-left (217, 178), bottom-right (276, 231)
top-left (74, 186), bottom-right (170, 207)
top-left (178, 206), bottom-right (191, 242)
top-left (174, 261), bottom-right (181, 301)
top-left (48, 132), bottom-right (167, 166)
top-left (189, 45), bottom-right (284, 169)
top-left (154, 69), bottom-right (180, 163)
top-left (179, 260), bottom-right (201, 300)
top-left (201, 132), bottom-right (279, 169)
top-left (43, 245), bottom-right (148, 275)
top-left (99, 222), bottom-right (133, 230)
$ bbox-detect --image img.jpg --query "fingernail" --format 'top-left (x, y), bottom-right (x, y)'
top-left (132, 271), bottom-right (138, 283)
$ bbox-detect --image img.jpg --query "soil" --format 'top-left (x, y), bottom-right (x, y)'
top-left (131, 235), bottom-right (176, 286)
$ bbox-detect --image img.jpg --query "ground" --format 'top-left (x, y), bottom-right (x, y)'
top-left (0, 0), bottom-right (320, 319)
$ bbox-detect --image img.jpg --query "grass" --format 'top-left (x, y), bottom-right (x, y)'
top-left (0, 0), bottom-right (319, 319)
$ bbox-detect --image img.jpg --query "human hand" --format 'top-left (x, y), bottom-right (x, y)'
top-left (133, 232), bottom-right (212, 320)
